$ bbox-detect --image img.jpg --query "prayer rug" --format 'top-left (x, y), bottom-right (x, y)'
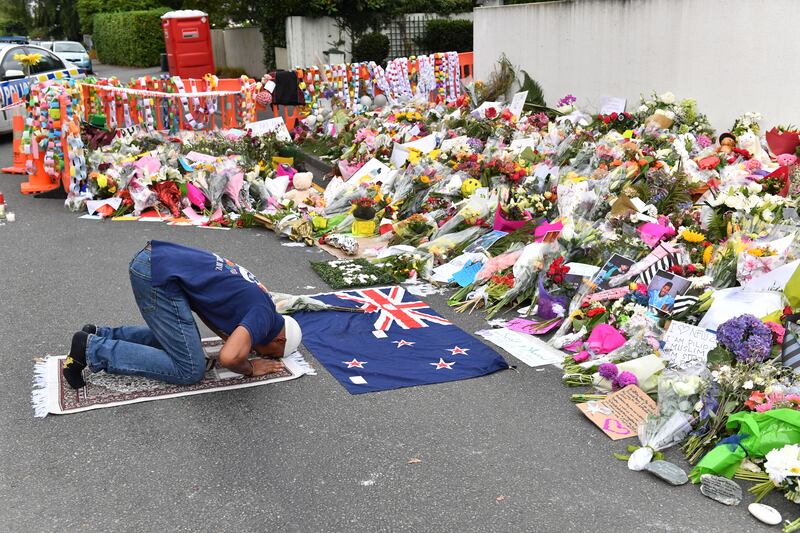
top-left (32, 338), bottom-right (315, 417)
top-left (294, 286), bottom-right (509, 394)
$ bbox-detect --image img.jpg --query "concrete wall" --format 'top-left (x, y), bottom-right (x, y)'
top-left (210, 27), bottom-right (265, 77)
top-left (286, 16), bottom-right (352, 68)
top-left (474, 0), bottom-right (800, 131)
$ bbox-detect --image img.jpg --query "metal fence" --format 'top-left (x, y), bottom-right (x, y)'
top-left (384, 13), bottom-right (437, 59)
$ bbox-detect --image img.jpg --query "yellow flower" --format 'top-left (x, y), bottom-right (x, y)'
top-left (748, 248), bottom-right (764, 257)
top-left (419, 175), bottom-right (430, 184)
top-left (681, 229), bottom-right (706, 243)
top-left (702, 245), bottom-right (714, 265)
top-left (13, 52), bottom-right (41, 66)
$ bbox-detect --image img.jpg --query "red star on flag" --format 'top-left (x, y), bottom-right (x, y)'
top-left (343, 358), bottom-right (367, 368)
top-left (430, 358), bottom-right (455, 370)
top-left (447, 346), bottom-right (470, 355)
top-left (393, 340), bottom-right (416, 348)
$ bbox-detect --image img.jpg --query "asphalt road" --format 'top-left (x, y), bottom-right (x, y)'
top-left (0, 103), bottom-right (792, 531)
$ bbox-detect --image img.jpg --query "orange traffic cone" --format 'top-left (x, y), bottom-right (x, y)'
top-left (20, 154), bottom-right (60, 195)
top-left (2, 96), bottom-right (27, 175)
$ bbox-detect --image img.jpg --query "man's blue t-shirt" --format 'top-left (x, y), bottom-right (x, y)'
top-left (150, 241), bottom-right (284, 346)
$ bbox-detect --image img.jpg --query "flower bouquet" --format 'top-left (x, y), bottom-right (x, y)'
top-left (388, 213), bottom-right (437, 246)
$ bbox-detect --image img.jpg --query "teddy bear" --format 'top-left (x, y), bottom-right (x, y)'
top-left (282, 171), bottom-right (318, 205)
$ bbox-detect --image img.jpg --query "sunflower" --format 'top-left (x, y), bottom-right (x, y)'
top-left (681, 228), bottom-right (706, 243)
top-left (702, 245), bottom-right (714, 265)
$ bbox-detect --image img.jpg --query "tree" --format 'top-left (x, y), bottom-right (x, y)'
top-left (0, 0), bottom-right (31, 35)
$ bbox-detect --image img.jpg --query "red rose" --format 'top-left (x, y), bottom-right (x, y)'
top-left (485, 107), bottom-right (498, 119)
top-left (587, 308), bottom-right (605, 318)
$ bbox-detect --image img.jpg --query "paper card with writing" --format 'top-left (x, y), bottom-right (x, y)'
top-left (577, 385), bottom-right (658, 440)
top-left (600, 96), bottom-right (626, 115)
top-left (508, 91), bottom-right (529, 118)
top-left (245, 117), bottom-right (291, 142)
top-left (661, 321), bottom-right (717, 369)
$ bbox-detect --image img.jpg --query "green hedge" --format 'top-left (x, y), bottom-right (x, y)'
top-left (94, 7), bottom-right (169, 67)
top-left (352, 32), bottom-right (390, 64)
top-left (418, 19), bottom-right (472, 54)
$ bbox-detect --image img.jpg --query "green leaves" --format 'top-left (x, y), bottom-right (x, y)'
top-left (706, 345), bottom-right (735, 366)
top-left (94, 7), bottom-right (169, 67)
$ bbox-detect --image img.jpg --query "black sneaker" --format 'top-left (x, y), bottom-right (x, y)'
top-left (81, 324), bottom-right (97, 335)
top-left (63, 331), bottom-right (89, 389)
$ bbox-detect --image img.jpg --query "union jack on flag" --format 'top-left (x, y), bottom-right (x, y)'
top-left (335, 286), bottom-right (451, 331)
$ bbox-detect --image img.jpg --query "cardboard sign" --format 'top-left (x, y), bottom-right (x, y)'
top-left (661, 321), bottom-right (717, 369)
top-left (245, 117), bottom-right (291, 142)
top-left (577, 385), bottom-right (658, 440)
top-left (508, 90), bottom-right (529, 118)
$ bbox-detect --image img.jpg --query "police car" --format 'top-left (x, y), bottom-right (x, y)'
top-left (0, 43), bottom-right (84, 133)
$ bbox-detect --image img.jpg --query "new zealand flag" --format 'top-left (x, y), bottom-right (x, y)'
top-left (293, 286), bottom-right (509, 394)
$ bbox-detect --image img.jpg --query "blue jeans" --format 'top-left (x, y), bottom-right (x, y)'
top-left (85, 246), bottom-right (207, 385)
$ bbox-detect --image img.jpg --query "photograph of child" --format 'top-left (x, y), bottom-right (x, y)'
top-left (646, 270), bottom-right (691, 315)
top-left (593, 254), bottom-right (635, 290)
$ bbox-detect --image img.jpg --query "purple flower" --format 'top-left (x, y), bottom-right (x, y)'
top-left (598, 362), bottom-right (619, 380)
top-left (612, 371), bottom-right (638, 391)
top-left (557, 94), bottom-right (577, 107)
top-left (716, 314), bottom-right (774, 362)
top-left (696, 134), bottom-right (713, 148)
top-left (466, 137), bottom-right (484, 152)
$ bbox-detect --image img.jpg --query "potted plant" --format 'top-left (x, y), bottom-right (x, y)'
top-left (351, 197), bottom-right (377, 237)
top-left (352, 197), bottom-right (377, 220)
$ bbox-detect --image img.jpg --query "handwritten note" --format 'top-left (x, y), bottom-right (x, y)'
top-left (600, 96), bottom-right (626, 115)
top-left (245, 117), bottom-right (291, 142)
top-left (508, 90), bottom-right (529, 118)
top-left (662, 321), bottom-right (717, 369)
top-left (577, 385), bottom-right (658, 440)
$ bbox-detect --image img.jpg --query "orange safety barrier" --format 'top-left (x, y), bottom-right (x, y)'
top-left (459, 52), bottom-right (474, 81)
top-left (1, 94), bottom-right (27, 174)
top-left (271, 104), bottom-right (300, 130)
top-left (80, 77), bottom-right (257, 133)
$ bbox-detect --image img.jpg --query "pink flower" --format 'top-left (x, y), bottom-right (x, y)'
top-left (765, 321), bottom-right (785, 344)
top-left (778, 153), bottom-right (798, 167)
top-left (745, 159), bottom-right (763, 172)
top-left (755, 401), bottom-right (774, 413)
top-left (573, 350), bottom-right (590, 363)
top-left (786, 394), bottom-right (800, 404)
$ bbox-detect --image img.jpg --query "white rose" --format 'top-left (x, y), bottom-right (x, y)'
top-left (762, 209), bottom-right (774, 223)
top-left (743, 380), bottom-right (754, 390)
top-left (638, 104), bottom-right (649, 113)
top-left (659, 92), bottom-right (676, 105)
top-left (747, 182), bottom-right (763, 194)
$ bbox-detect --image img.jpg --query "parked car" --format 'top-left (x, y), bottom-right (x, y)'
top-left (29, 40), bottom-right (53, 50)
top-left (0, 44), bottom-right (84, 133)
top-left (52, 41), bottom-right (91, 73)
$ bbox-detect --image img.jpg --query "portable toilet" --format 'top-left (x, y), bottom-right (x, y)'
top-left (161, 10), bottom-right (215, 78)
